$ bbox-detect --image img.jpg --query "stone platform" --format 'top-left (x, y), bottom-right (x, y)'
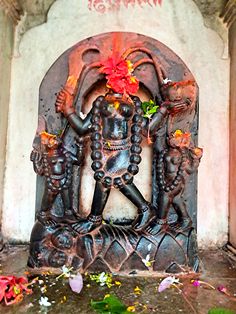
top-left (28, 220), bottom-right (198, 274)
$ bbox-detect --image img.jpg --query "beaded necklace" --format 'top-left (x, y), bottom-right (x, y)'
top-left (43, 149), bottom-right (73, 192)
top-left (90, 94), bottom-right (144, 189)
top-left (157, 148), bottom-right (187, 192)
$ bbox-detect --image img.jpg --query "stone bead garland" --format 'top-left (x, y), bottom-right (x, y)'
top-left (91, 95), bottom-right (144, 189)
top-left (43, 150), bottom-right (73, 192)
top-left (157, 149), bottom-right (187, 192)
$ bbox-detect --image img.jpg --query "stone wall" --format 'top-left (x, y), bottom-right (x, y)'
top-left (1, 0), bottom-right (229, 247)
top-left (0, 8), bottom-right (14, 228)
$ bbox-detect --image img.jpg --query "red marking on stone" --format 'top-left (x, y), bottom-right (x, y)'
top-left (88, 0), bottom-right (162, 13)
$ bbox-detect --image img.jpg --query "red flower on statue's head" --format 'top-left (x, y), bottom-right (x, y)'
top-left (100, 56), bottom-right (139, 95)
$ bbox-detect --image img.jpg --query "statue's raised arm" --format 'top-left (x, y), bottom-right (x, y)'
top-left (55, 89), bottom-right (92, 136)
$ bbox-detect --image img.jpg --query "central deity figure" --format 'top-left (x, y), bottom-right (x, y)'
top-left (55, 56), bottom-right (181, 234)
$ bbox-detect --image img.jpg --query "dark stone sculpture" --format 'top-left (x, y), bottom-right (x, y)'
top-left (30, 132), bottom-right (83, 226)
top-left (146, 130), bottom-right (202, 235)
top-left (28, 32), bottom-right (201, 274)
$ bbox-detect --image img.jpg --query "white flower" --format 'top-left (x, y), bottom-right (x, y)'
top-left (142, 254), bottom-right (153, 267)
top-left (79, 112), bottom-right (86, 119)
top-left (56, 265), bottom-right (73, 280)
top-left (98, 272), bottom-right (107, 286)
top-left (39, 296), bottom-right (51, 307)
top-left (163, 78), bottom-right (172, 84)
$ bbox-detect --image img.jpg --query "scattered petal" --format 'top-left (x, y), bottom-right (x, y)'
top-left (90, 272), bottom-right (113, 288)
top-left (158, 276), bottom-right (179, 292)
top-left (69, 273), bottom-right (83, 294)
top-left (39, 296), bottom-right (51, 307)
top-left (56, 265), bottom-right (73, 280)
top-left (134, 286), bottom-right (142, 295)
top-left (127, 305), bottom-right (136, 312)
top-left (191, 280), bottom-right (201, 287)
top-left (115, 281), bottom-right (122, 286)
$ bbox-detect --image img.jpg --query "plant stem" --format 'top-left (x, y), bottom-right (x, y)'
top-left (173, 284), bottom-right (197, 314)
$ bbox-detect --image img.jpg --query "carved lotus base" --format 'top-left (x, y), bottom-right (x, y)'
top-left (28, 220), bottom-right (199, 274)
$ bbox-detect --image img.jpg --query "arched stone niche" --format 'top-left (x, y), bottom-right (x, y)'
top-left (35, 32), bottom-right (198, 224)
top-left (29, 32), bottom-right (200, 273)
top-left (2, 0), bottom-right (229, 248)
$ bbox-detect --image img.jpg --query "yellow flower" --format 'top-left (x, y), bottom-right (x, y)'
top-left (129, 76), bottom-right (137, 83)
top-left (134, 286), bottom-right (142, 295)
top-left (114, 101), bottom-right (120, 109)
top-left (173, 129), bottom-right (183, 137)
top-left (104, 294), bottom-right (110, 299)
top-left (143, 304), bottom-right (148, 310)
top-left (126, 60), bottom-right (134, 73)
top-left (127, 305), bottom-right (136, 312)
top-left (115, 281), bottom-right (121, 286)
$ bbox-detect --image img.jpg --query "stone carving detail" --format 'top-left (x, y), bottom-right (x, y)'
top-left (30, 132), bottom-right (84, 226)
top-left (28, 32), bottom-right (201, 274)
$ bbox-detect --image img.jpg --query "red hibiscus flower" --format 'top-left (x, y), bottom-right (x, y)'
top-left (0, 276), bottom-right (32, 305)
top-left (100, 56), bottom-right (139, 95)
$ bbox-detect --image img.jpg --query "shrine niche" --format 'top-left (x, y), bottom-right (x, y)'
top-left (28, 32), bottom-right (202, 274)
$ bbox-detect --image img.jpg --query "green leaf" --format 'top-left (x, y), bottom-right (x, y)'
top-left (91, 295), bottom-right (131, 314)
top-left (208, 308), bottom-right (236, 314)
top-left (141, 100), bottom-right (159, 117)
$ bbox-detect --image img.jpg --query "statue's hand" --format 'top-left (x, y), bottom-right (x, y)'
top-left (30, 149), bottom-right (41, 162)
top-left (55, 89), bottom-right (75, 117)
top-left (161, 100), bottom-right (188, 114)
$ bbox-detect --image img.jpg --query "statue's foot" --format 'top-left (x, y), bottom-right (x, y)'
top-left (37, 213), bottom-right (57, 227)
top-left (145, 218), bottom-right (167, 235)
top-left (63, 211), bottom-right (80, 223)
top-left (132, 205), bottom-right (156, 231)
top-left (71, 215), bottom-right (102, 234)
top-left (172, 217), bottom-right (192, 231)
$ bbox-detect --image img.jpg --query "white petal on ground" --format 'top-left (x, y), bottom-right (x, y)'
top-left (39, 296), bottom-right (51, 307)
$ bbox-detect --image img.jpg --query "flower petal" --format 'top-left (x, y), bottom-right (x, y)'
top-left (158, 276), bottom-right (176, 292)
top-left (69, 274), bottom-right (83, 294)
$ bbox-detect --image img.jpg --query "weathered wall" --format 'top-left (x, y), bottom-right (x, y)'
top-left (1, 0), bottom-right (229, 247)
top-left (229, 20), bottom-right (236, 248)
top-left (0, 8), bottom-right (14, 226)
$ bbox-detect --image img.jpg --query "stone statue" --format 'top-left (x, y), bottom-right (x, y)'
top-left (55, 89), bottom-right (182, 234)
top-left (28, 32), bottom-right (201, 273)
top-left (30, 131), bottom-right (83, 226)
top-left (146, 130), bottom-right (203, 235)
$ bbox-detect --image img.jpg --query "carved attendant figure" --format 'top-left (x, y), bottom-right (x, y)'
top-left (31, 132), bottom-right (82, 225)
top-left (146, 130), bottom-right (203, 235)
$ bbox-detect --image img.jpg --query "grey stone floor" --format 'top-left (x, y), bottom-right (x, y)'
top-left (0, 245), bottom-right (235, 313)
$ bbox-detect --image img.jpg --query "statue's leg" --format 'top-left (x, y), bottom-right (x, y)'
top-left (38, 188), bottom-right (57, 226)
top-left (61, 188), bottom-right (77, 220)
top-left (72, 181), bottom-right (110, 234)
top-left (145, 191), bottom-right (171, 235)
top-left (119, 183), bottom-right (156, 231)
top-left (172, 195), bottom-right (192, 230)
